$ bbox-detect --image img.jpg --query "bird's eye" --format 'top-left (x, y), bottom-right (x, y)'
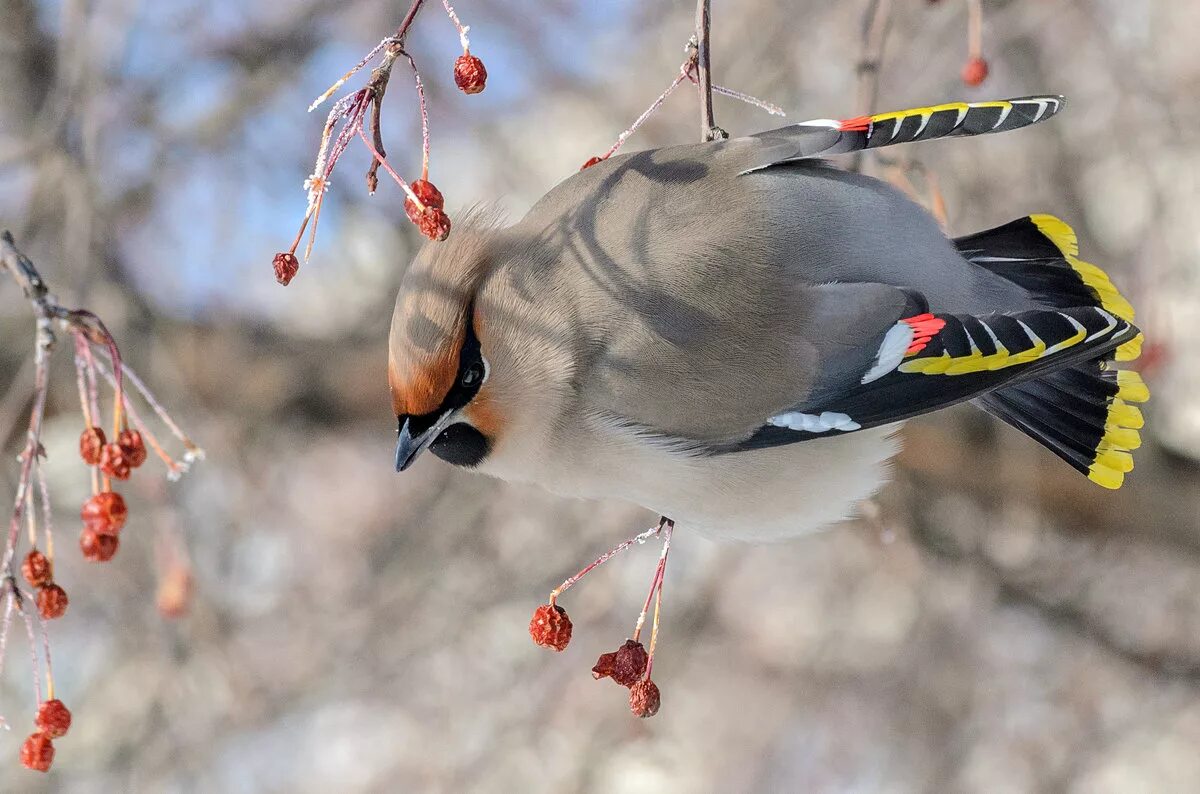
top-left (461, 363), bottom-right (484, 388)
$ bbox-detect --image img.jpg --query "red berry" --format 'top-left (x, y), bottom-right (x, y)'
top-left (529, 603), bottom-right (572, 651)
top-left (961, 56), bottom-right (989, 87)
top-left (35, 699), bottom-right (71, 739)
top-left (411, 179), bottom-right (445, 210)
top-left (21, 550), bottom-right (51, 588)
top-left (405, 179), bottom-right (447, 228)
top-left (118, 429), bottom-right (148, 468)
top-left (99, 443), bottom-right (131, 480)
top-left (19, 732), bottom-right (54, 772)
top-left (79, 426), bottom-right (106, 465)
top-left (612, 639), bottom-right (649, 687)
top-left (416, 208), bottom-right (452, 242)
top-left (79, 529), bottom-right (119, 562)
top-left (629, 679), bottom-right (661, 718)
top-left (273, 252), bottom-right (299, 286)
top-left (592, 651), bottom-right (617, 680)
top-left (36, 584), bottom-right (68, 620)
top-left (453, 53), bottom-right (487, 95)
top-left (81, 491), bottom-right (128, 536)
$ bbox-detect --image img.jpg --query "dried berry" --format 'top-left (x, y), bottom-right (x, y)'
top-left (612, 639), bottom-right (649, 687)
top-left (453, 53), bottom-right (487, 94)
top-left (21, 550), bottom-right (51, 588)
top-left (273, 252), bottom-right (300, 286)
top-left (81, 491), bottom-right (128, 536)
top-left (592, 651), bottom-right (617, 680)
top-left (19, 732), bottom-right (54, 773)
top-left (79, 426), bottom-right (106, 465)
top-left (36, 584), bottom-right (68, 620)
top-left (580, 156), bottom-right (604, 171)
top-left (404, 179), bottom-right (446, 227)
top-left (79, 529), bottom-right (119, 562)
top-left (99, 443), bottom-right (131, 480)
top-left (35, 699), bottom-right (71, 739)
top-left (118, 429), bottom-right (148, 468)
top-left (529, 603), bottom-right (572, 652)
top-left (629, 679), bottom-right (661, 718)
top-left (416, 208), bottom-right (452, 242)
top-left (961, 56), bottom-right (989, 87)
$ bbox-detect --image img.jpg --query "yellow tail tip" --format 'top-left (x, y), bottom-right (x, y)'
top-left (1116, 370), bottom-right (1150, 403)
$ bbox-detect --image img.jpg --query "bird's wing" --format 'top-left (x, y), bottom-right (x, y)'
top-left (734, 95), bottom-right (1065, 174)
top-left (730, 292), bottom-right (1141, 453)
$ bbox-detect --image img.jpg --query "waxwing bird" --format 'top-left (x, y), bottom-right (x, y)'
top-left (389, 95), bottom-right (1147, 541)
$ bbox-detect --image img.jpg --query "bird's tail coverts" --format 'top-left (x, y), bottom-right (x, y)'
top-left (978, 362), bottom-right (1148, 489)
top-left (801, 96), bottom-right (1065, 155)
top-left (954, 214), bottom-right (1142, 360)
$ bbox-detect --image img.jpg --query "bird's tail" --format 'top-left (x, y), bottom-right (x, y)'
top-left (955, 215), bottom-right (1148, 489)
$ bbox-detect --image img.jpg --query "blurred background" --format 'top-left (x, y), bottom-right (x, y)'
top-left (1, 0), bottom-right (1198, 791)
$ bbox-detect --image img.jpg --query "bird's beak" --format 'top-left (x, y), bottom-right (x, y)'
top-left (394, 411), bottom-right (456, 472)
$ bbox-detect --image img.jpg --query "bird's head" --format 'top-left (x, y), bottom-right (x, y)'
top-left (388, 228), bottom-right (501, 473)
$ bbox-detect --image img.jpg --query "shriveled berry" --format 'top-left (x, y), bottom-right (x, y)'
top-left (21, 550), bottom-right (52, 588)
top-left (612, 639), bottom-right (649, 687)
top-left (404, 180), bottom-right (446, 226)
top-left (592, 651), bottom-right (617, 680)
top-left (79, 529), bottom-right (119, 562)
top-left (416, 208), bottom-right (452, 242)
top-left (81, 491), bottom-right (128, 536)
top-left (36, 584), bottom-right (68, 620)
top-left (118, 429), bottom-right (148, 468)
top-left (79, 426), bottom-right (106, 465)
top-left (529, 603), bottom-right (572, 652)
top-left (580, 156), bottom-right (604, 171)
top-left (961, 56), bottom-right (989, 87)
top-left (19, 732), bottom-right (54, 772)
top-left (629, 679), bottom-right (661, 718)
top-left (35, 699), bottom-right (71, 739)
top-left (99, 443), bottom-right (131, 480)
top-left (453, 53), bottom-right (487, 94)
top-left (273, 252), bottom-right (300, 286)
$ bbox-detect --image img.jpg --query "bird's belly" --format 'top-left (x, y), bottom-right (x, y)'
top-left (486, 420), bottom-right (903, 542)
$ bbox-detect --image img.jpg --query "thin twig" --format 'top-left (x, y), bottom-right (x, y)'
top-left (694, 0), bottom-right (726, 142)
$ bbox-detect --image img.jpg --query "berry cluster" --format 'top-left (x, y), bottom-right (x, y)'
top-left (529, 519), bottom-right (673, 719)
top-left (0, 235), bottom-right (202, 774)
top-left (19, 699), bottom-right (72, 773)
top-left (273, 0), bottom-right (488, 284)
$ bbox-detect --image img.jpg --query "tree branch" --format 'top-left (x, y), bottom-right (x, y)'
top-left (694, 0), bottom-right (726, 142)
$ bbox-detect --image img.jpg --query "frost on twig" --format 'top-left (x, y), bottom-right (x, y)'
top-left (0, 231), bottom-right (201, 772)
top-left (273, 0), bottom-right (488, 285)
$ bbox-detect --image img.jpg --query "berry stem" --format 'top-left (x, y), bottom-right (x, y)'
top-left (632, 518), bottom-right (673, 643)
top-left (441, 0), bottom-right (471, 52)
top-left (966, 0), bottom-right (983, 59)
top-left (645, 525), bottom-right (671, 678)
top-left (308, 37), bottom-right (396, 113)
top-left (35, 466), bottom-right (53, 562)
top-left (357, 127), bottom-right (424, 207)
top-left (602, 61), bottom-right (693, 161)
top-left (548, 521), bottom-right (664, 605)
top-left (397, 49), bottom-right (431, 182)
top-left (17, 592), bottom-right (42, 705)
